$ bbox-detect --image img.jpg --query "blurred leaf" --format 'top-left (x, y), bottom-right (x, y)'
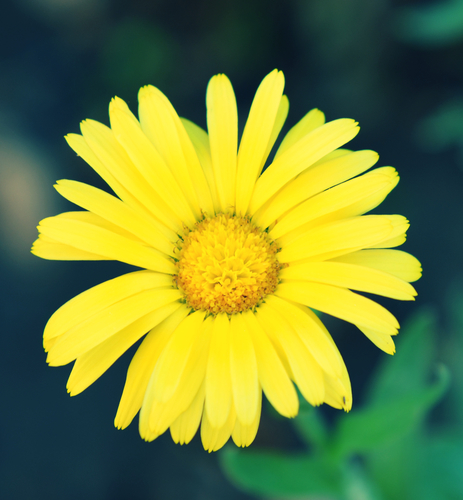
top-left (331, 364), bottom-right (449, 460)
top-left (367, 430), bottom-right (463, 500)
top-left (365, 308), bottom-right (437, 405)
top-left (394, 0), bottom-right (463, 47)
top-left (100, 18), bottom-right (178, 95)
top-left (292, 397), bottom-right (328, 451)
top-left (342, 460), bottom-right (385, 500)
top-left (221, 447), bottom-right (343, 499)
top-left (415, 101), bottom-right (463, 152)
top-left (410, 434), bottom-right (463, 500)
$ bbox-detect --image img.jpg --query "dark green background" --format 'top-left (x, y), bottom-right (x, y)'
top-left (1, 0), bottom-right (462, 498)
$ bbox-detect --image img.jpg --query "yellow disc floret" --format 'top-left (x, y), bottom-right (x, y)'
top-left (174, 214), bottom-right (282, 314)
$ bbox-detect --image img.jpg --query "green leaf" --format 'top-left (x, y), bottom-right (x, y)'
top-left (330, 364), bottom-right (450, 460)
top-left (366, 308), bottom-right (437, 406)
top-left (367, 431), bottom-right (463, 500)
top-left (410, 434), bottom-right (463, 500)
top-left (220, 447), bottom-right (343, 499)
top-left (292, 397), bottom-right (328, 450)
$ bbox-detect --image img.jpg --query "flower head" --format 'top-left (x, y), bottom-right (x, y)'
top-left (32, 70), bottom-right (421, 451)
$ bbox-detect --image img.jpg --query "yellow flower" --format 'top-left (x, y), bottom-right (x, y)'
top-left (32, 70), bottom-right (421, 452)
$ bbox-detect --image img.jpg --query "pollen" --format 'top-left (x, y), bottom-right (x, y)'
top-left (174, 214), bottom-right (282, 314)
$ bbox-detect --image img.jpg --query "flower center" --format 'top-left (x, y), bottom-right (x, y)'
top-left (174, 214), bottom-right (281, 314)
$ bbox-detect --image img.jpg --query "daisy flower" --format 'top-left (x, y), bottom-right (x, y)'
top-left (32, 69), bottom-right (421, 452)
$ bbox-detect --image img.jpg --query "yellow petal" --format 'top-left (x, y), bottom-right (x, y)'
top-left (65, 133), bottom-right (158, 225)
top-left (254, 149), bottom-right (378, 229)
top-left (108, 99), bottom-right (197, 227)
top-left (263, 295), bottom-right (343, 377)
top-left (232, 388), bottom-right (262, 447)
top-left (67, 301), bottom-right (181, 396)
top-left (46, 288), bottom-right (182, 365)
top-left (205, 313), bottom-right (233, 428)
top-left (201, 403), bottom-right (236, 452)
top-left (37, 213), bottom-right (176, 274)
top-left (280, 261), bottom-right (417, 301)
top-left (138, 86), bottom-right (214, 217)
top-left (206, 74), bottom-right (238, 213)
top-left (149, 311), bottom-right (206, 403)
top-left (229, 313), bottom-right (259, 426)
top-left (278, 215), bottom-right (400, 264)
top-left (276, 281), bottom-right (399, 335)
top-left (255, 303), bottom-right (325, 406)
top-left (236, 69), bottom-right (285, 214)
top-left (32, 234), bottom-right (108, 261)
top-left (139, 314), bottom-right (211, 440)
top-left (115, 305), bottom-right (189, 430)
top-left (44, 270), bottom-right (174, 341)
top-left (271, 167), bottom-right (399, 239)
top-left (263, 94), bottom-right (289, 164)
top-left (55, 180), bottom-right (175, 255)
top-left (331, 249), bottom-right (422, 283)
top-left (250, 118), bottom-right (360, 213)
top-left (170, 382), bottom-right (205, 445)
top-left (80, 119), bottom-right (182, 232)
top-left (357, 325), bottom-right (396, 354)
top-left (243, 310), bottom-right (299, 418)
top-left (323, 361), bottom-right (352, 412)
top-left (273, 108), bottom-right (326, 160)
top-left (180, 118), bottom-right (220, 213)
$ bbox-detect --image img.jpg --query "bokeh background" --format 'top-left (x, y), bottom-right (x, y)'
top-left (2, 0), bottom-right (463, 498)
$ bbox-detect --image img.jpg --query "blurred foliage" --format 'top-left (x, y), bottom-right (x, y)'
top-left (393, 0), bottom-right (463, 167)
top-left (394, 0), bottom-right (463, 47)
top-left (99, 18), bottom-right (179, 97)
top-left (415, 101), bottom-right (463, 166)
top-left (220, 309), bottom-right (460, 500)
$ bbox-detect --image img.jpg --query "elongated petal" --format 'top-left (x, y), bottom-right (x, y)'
top-left (46, 288), bottom-right (182, 365)
top-left (44, 270), bottom-right (173, 341)
top-left (323, 359), bottom-right (352, 412)
top-left (109, 98), bottom-right (197, 227)
top-left (138, 86), bottom-right (214, 217)
top-left (271, 167), bottom-right (399, 239)
top-left (229, 314), bottom-right (259, 426)
top-left (357, 325), bottom-right (396, 354)
top-left (232, 389), bottom-right (262, 447)
top-left (263, 94), bottom-right (289, 164)
top-left (254, 149), bottom-right (378, 229)
top-left (80, 119), bottom-right (182, 231)
top-left (38, 214), bottom-right (175, 274)
top-left (276, 281), bottom-right (399, 335)
top-left (331, 249), bottom-right (422, 283)
top-left (206, 74), bottom-right (238, 213)
top-left (205, 313), bottom-right (232, 428)
top-left (55, 180), bottom-right (174, 255)
top-left (32, 234), bottom-right (109, 261)
top-left (201, 404), bottom-right (236, 452)
top-left (243, 310), bottom-right (299, 418)
top-left (278, 215), bottom-right (402, 263)
top-left (170, 382), bottom-right (205, 445)
top-left (147, 316), bottom-right (213, 436)
top-left (149, 311), bottom-right (206, 403)
top-left (67, 302), bottom-right (181, 396)
top-left (236, 69), bottom-right (285, 214)
top-left (250, 119), bottom-right (360, 213)
top-left (274, 108), bottom-right (326, 160)
top-left (280, 261), bottom-right (417, 301)
top-left (264, 295), bottom-right (343, 377)
top-left (65, 133), bottom-right (162, 226)
top-left (255, 304), bottom-right (325, 406)
top-left (180, 118), bottom-right (220, 213)
top-left (115, 306), bottom-right (189, 430)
